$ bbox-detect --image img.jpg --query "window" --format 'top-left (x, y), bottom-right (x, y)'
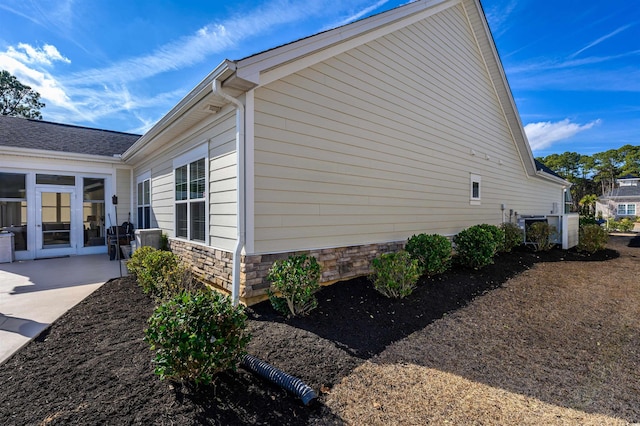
top-left (0, 172), bottom-right (27, 251)
top-left (618, 203), bottom-right (636, 216)
top-left (470, 174), bottom-right (481, 205)
top-left (36, 174), bottom-right (75, 185)
top-left (137, 174), bottom-right (151, 229)
top-left (83, 178), bottom-right (105, 247)
top-left (564, 189), bottom-right (573, 213)
top-left (175, 157), bottom-right (206, 242)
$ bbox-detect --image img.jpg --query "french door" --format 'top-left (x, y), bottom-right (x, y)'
top-left (35, 187), bottom-right (76, 258)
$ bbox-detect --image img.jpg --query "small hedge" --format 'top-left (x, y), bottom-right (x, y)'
top-left (144, 289), bottom-right (251, 386)
top-left (475, 224), bottom-right (506, 253)
top-left (266, 254), bottom-right (321, 318)
top-left (405, 233), bottom-right (452, 277)
top-left (608, 218), bottom-right (635, 232)
top-left (370, 250), bottom-right (420, 299)
top-left (127, 246), bottom-right (191, 299)
top-left (500, 222), bottom-right (524, 252)
top-left (578, 224), bottom-right (609, 253)
top-left (527, 222), bottom-right (556, 252)
top-left (453, 225), bottom-right (497, 269)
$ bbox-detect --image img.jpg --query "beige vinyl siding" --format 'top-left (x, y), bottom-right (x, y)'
top-left (115, 168), bottom-right (131, 222)
top-left (252, 4), bottom-right (562, 253)
top-left (208, 121), bottom-right (238, 251)
top-left (131, 110), bottom-right (237, 251)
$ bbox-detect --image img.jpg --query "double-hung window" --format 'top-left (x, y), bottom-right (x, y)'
top-left (618, 203), bottom-right (636, 216)
top-left (137, 172), bottom-right (151, 229)
top-left (174, 147), bottom-right (207, 242)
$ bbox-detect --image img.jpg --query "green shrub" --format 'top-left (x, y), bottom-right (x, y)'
top-left (526, 222), bottom-right (557, 251)
top-left (476, 224), bottom-right (506, 253)
top-left (405, 233), bottom-right (452, 276)
top-left (616, 218), bottom-right (635, 232)
top-left (266, 254), bottom-right (321, 317)
top-left (127, 246), bottom-right (186, 298)
top-left (145, 290), bottom-right (250, 386)
top-left (160, 233), bottom-right (169, 251)
top-left (453, 225), bottom-right (497, 269)
top-left (500, 222), bottom-right (523, 252)
top-left (370, 250), bottom-right (420, 299)
top-left (577, 224), bottom-right (609, 254)
top-left (126, 246), bottom-right (156, 277)
top-left (579, 216), bottom-right (598, 227)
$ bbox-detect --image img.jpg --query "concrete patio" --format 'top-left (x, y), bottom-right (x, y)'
top-left (0, 255), bottom-right (123, 364)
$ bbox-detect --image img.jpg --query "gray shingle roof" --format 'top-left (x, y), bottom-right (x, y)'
top-left (600, 185), bottom-right (640, 199)
top-left (0, 115), bottom-right (140, 157)
top-left (534, 159), bottom-right (564, 180)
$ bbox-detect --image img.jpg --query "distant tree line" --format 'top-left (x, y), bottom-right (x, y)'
top-left (536, 145), bottom-right (640, 214)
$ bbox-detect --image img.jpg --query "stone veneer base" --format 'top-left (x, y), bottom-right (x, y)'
top-left (169, 239), bottom-right (405, 306)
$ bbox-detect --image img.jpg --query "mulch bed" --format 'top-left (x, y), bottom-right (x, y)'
top-left (0, 244), bottom-right (620, 425)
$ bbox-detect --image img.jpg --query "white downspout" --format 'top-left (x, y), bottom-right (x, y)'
top-left (213, 79), bottom-right (245, 306)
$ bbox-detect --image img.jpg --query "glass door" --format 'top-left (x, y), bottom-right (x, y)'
top-left (36, 187), bottom-right (75, 257)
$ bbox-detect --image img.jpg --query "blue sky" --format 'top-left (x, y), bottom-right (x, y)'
top-left (0, 0), bottom-right (638, 157)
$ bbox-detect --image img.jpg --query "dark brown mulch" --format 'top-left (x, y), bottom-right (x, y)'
top-left (0, 244), bottom-right (618, 425)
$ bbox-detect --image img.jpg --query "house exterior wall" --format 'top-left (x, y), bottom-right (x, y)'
top-left (596, 199), bottom-right (639, 219)
top-left (131, 109), bottom-right (237, 252)
top-left (115, 168), bottom-right (131, 223)
top-left (251, 4), bottom-right (563, 255)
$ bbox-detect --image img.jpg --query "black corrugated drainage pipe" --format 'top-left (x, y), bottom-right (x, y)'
top-left (241, 354), bottom-right (317, 405)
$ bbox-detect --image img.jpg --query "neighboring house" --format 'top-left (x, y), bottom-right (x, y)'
top-left (1, 0), bottom-right (576, 305)
top-left (596, 175), bottom-right (640, 219)
top-left (0, 115), bottom-right (139, 260)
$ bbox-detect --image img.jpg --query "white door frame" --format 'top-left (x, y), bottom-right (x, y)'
top-left (35, 185), bottom-right (78, 258)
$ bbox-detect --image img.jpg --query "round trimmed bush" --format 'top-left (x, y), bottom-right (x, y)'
top-left (127, 246), bottom-right (182, 297)
top-left (405, 233), bottom-right (452, 276)
top-left (370, 250), bottom-right (421, 299)
top-left (499, 222), bottom-right (524, 252)
top-left (453, 225), bottom-right (497, 269)
top-left (266, 254), bottom-right (321, 317)
top-left (145, 289), bottom-right (251, 386)
top-left (476, 224), bottom-right (506, 253)
top-left (578, 224), bottom-right (609, 253)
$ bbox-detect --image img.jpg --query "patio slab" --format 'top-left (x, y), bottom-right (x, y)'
top-left (0, 255), bottom-right (123, 365)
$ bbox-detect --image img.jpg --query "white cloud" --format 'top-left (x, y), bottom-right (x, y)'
top-left (67, 0), bottom-right (336, 86)
top-left (1, 0), bottom-right (393, 130)
top-left (330, 0), bottom-right (392, 28)
top-left (0, 45), bottom-right (78, 114)
top-left (524, 118), bottom-right (601, 151)
top-left (6, 43), bottom-right (70, 66)
top-left (569, 24), bottom-right (633, 58)
top-left (484, 0), bottom-right (520, 37)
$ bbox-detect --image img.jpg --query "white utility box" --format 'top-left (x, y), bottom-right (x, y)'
top-left (135, 228), bottom-right (162, 249)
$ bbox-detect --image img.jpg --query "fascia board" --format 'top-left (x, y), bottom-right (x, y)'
top-left (535, 170), bottom-right (572, 187)
top-left (235, 0), bottom-right (459, 86)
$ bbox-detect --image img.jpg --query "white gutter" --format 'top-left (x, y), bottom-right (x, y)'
top-left (213, 74), bottom-right (245, 306)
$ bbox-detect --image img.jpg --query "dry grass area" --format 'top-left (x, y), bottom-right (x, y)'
top-left (325, 236), bottom-right (640, 425)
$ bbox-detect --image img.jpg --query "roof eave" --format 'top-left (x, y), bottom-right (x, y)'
top-left (535, 170), bottom-right (571, 187)
top-left (0, 145), bottom-right (128, 164)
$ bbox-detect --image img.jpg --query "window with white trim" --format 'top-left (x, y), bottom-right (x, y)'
top-left (470, 174), bottom-right (481, 205)
top-left (136, 173), bottom-right (151, 229)
top-left (617, 203), bottom-right (636, 216)
top-left (175, 157), bottom-right (206, 242)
